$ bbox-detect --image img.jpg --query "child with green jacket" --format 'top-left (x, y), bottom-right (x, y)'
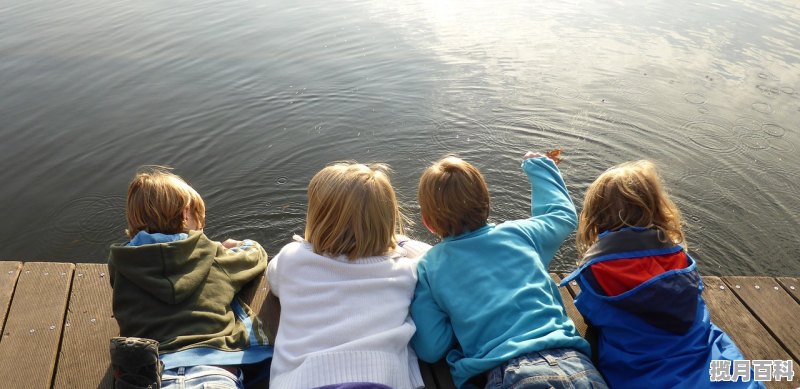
top-left (108, 167), bottom-right (271, 389)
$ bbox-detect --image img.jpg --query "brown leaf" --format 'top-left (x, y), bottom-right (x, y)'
top-left (545, 148), bottom-right (563, 165)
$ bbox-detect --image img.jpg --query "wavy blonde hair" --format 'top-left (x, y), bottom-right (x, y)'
top-left (125, 167), bottom-right (206, 238)
top-left (305, 162), bottom-right (405, 260)
top-left (576, 160), bottom-right (684, 258)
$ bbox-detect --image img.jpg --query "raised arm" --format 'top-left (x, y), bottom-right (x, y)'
top-left (513, 153), bottom-right (578, 268)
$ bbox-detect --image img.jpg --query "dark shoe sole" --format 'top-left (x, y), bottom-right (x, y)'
top-left (110, 337), bottom-right (163, 389)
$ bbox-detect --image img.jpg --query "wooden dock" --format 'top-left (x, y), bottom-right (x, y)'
top-left (0, 261), bottom-right (797, 388)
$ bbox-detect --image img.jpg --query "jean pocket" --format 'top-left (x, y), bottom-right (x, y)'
top-left (203, 384), bottom-right (240, 389)
top-left (555, 354), bottom-right (608, 389)
top-left (186, 368), bottom-right (242, 389)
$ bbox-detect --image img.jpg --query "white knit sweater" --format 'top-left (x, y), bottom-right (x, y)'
top-left (267, 236), bottom-right (427, 389)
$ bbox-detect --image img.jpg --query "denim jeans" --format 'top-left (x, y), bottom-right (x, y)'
top-left (485, 348), bottom-right (608, 389)
top-left (162, 365), bottom-right (244, 389)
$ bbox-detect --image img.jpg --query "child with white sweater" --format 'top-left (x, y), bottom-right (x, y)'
top-left (267, 162), bottom-right (428, 389)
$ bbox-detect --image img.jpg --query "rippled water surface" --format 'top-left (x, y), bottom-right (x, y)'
top-left (1, 0), bottom-right (798, 275)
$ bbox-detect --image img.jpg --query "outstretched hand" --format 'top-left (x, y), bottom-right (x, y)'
top-left (523, 149), bottom-right (562, 165)
top-left (522, 151), bottom-right (544, 160)
top-left (222, 239), bottom-right (242, 249)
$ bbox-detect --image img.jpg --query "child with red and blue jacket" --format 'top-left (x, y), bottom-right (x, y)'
top-left (561, 160), bottom-right (763, 389)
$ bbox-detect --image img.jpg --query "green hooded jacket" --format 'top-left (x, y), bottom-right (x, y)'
top-left (108, 231), bottom-right (271, 368)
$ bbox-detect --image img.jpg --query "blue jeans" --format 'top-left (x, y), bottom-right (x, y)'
top-left (162, 366), bottom-right (244, 389)
top-left (485, 348), bottom-right (608, 389)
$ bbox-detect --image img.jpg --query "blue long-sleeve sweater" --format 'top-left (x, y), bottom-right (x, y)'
top-left (410, 157), bottom-right (590, 388)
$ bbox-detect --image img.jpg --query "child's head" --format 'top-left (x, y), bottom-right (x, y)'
top-left (125, 167), bottom-right (206, 238)
top-left (576, 160), bottom-right (684, 256)
top-left (418, 156), bottom-right (490, 238)
top-left (305, 162), bottom-right (404, 260)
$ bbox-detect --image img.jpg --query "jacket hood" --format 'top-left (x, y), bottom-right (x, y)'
top-left (561, 228), bottom-right (699, 334)
top-left (109, 231), bottom-right (218, 304)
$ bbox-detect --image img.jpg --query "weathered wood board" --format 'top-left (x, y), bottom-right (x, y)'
top-left (1, 258), bottom-right (798, 388)
top-left (0, 262), bottom-right (74, 389)
top-left (53, 264), bottom-right (118, 389)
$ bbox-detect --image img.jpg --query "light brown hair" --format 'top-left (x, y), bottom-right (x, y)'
top-left (305, 162), bottom-right (404, 260)
top-left (576, 160), bottom-right (684, 258)
top-left (418, 156), bottom-right (490, 238)
top-left (125, 167), bottom-right (206, 238)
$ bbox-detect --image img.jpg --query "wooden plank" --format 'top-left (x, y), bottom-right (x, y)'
top-left (558, 273), bottom-right (600, 363)
top-left (53, 264), bottom-right (117, 389)
top-left (552, 273), bottom-right (588, 337)
top-left (0, 262), bottom-right (74, 389)
top-left (722, 277), bottom-right (800, 364)
top-left (261, 289), bottom-right (281, 347)
top-left (703, 277), bottom-right (796, 389)
top-left (0, 261), bottom-right (22, 335)
top-left (776, 277), bottom-right (800, 304)
top-left (703, 277), bottom-right (793, 361)
top-left (239, 269), bottom-right (280, 346)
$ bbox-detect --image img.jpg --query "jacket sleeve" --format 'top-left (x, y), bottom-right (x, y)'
top-left (410, 260), bottom-right (455, 363)
top-left (216, 239), bottom-right (268, 293)
top-left (107, 260), bottom-right (115, 288)
top-left (513, 157), bottom-right (578, 269)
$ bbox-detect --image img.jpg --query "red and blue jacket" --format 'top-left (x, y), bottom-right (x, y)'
top-left (560, 227), bottom-right (763, 389)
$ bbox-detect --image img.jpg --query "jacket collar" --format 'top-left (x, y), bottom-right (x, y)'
top-left (560, 228), bottom-right (682, 286)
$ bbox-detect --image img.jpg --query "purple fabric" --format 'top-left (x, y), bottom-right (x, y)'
top-left (313, 384), bottom-right (392, 389)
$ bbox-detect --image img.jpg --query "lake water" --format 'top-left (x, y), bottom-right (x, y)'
top-left (1, 0), bottom-right (798, 276)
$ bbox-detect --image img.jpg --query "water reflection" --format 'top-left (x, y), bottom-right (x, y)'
top-left (0, 0), bottom-right (797, 275)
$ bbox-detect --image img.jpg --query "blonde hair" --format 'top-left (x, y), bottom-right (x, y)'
top-left (125, 167), bottom-right (206, 238)
top-left (576, 160), bottom-right (684, 258)
top-left (305, 162), bottom-right (404, 260)
top-left (418, 156), bottom-right (490, 237)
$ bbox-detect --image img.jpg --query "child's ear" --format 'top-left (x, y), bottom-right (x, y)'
top-left (182, 205), bottom-right (200, 232)
top-left (421, 214), bottom-right (436, 235)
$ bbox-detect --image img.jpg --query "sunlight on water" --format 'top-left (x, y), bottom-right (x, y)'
top-left (0, 0), bottom-right (798, 275)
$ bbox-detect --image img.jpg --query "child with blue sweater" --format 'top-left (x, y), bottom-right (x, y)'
top-left (410, 153), bottom-right (607, 388)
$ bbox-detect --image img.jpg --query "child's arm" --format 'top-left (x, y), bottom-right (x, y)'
top-left (396, 235), bottom-right (432, 259)
top-left (410, 263), bottom-right (455, 362)
top-left (216, 239), bottom-right (268, 293)
top-left (515, 154), bottom-right (578, 268)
